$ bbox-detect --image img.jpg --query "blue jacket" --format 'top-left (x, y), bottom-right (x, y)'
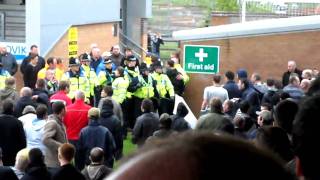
top-left (78, 120), bottom-right (115, 169)
top-left (223, 80), bottom-right (241, 99)
top-left (90, 57), bottom-right (105, 75)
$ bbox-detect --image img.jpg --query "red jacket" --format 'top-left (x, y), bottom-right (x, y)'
top-left (50, 91), bottom-right (72, 106)
top-left (64, 99), bottom-right (92, 140)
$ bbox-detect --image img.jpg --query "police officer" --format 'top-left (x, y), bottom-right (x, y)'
top-left (152, 62), bottom-right (175, 115)
top-left (80, 53), bottom-right (99, 106)
top-left (98, 57), bottom-right (115, 87)
top-left (61, 57), bottom-right (90, 101)
top-left (132, 63), bottom-right (159, 125)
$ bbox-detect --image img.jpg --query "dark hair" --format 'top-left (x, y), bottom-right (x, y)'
top-left (141, 99), bottom-right (154, 113)
top-left (36, 79), bottom-right (46, 89)
top-left (225, 71), bottom-right (235, 81)
top-left (261, 103), bottom-right (272, 111)
top-left (292, 94), bottom-right (320, 180)
top-left (117, 66), bottom-right (125, 77)
top-left (279, 92), bottom-right (290, 100)
top-left (252, 73), bottom-right (261, 81)
top-left (256, 126), bottom-right (294, 162)
top-left (239, 100), bottom-right (250, 114)
top-left (210, 98), bottom-right (223, 114)
top-left (30, 44), bottom-right (38, 50)
top-left (90, 147), bottom-right (104, 163)
top-left (59, 143), bottom-right (75, 162)
top-left (36, 105), bottom-right (48, 119)
top-left (159, 113), bottom-right (172, 129)
top-left (274, 99), bottom-right (298, 134)
top-left (213, 74), bottom-right (221, 84)
top-left (122, 132), bottom-right (293, 180)
top-left (306, 76), bottom-right (320, 96)
top-left (28, 148), bottom-right (45, 167)
top-left (58, 81), bottom-right (69, 91)
top-left (2, 99), bottom-right (14, 115)
top-left (167, 60), bottom-right (175, 67)
top-left (102, 98), bottom-right (114, 110)
top-left (266, 78), bottom-right (275, 87)
top-left (103, 86), bottom-right (113, 96)
top-left (52, 101), bottom-right (65, 115)
top-left (46, 57), bottom-right (55, 65)
top-left (177, 102), bottom-right (188, 117)
top-left (241, 79), bottom-right (250, 89)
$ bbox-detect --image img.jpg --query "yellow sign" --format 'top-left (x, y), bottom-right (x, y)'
top-left (68, 27), bottom-right (78, 58)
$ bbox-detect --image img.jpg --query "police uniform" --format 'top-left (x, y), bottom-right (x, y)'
top-left (61, 57), bottom-right (90, 100)
top-left (98, 58), bottom-right (115, 87)
top-left (152, 63), bottom-right (175, 115)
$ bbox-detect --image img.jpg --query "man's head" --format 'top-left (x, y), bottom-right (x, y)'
top-left (251, 73), bottom-right (261, 84)
top-left (91, 47), bottom-right (101, 60)
top-left (223, 100), bottom-right (234, 113)
top-left (293, 94), bottom-right (320, 180)
top-left (30, 45), bottom-right (39, 55)
top-left (36, 104), bottom-right (48, 120)
top-left (170, 51), bottom-right (180, 64)
top-left (69, 57), bottom-right (80, 72)
top-left (257, 110), bottom-right (273, 127)
top-left (35, 78), bottom-right (46, 90)
top-left (112, 45), bottom-right (120, 56)
top-left (109, 132), bottom-right (293, 180)
top-left (28, 148), bottom-right (44, 166)
top-left (58, 143), bottom-right (75, 164)
top-left (46, 57), bottom-right (57, 69)
top-left (289, 73), bottom-right (300, 86)
top-left (302, 69), bottom-right (313, 80)
top-left (58, 80), bottom-right (70, 92)
top-left (88, 107), bottom-right (100, 120)
top-left (0, 43), bottom-right (7, 54)
top-left (141, 99), bottom-right (154, 113)
top-left (300, 79), bottom-right (311, 93)
top-left (127, 56), bottom-right (137, 68)
top-left (22, 105), bottom-right (36, 115)
top-left (52, 101), bottom-right (66, 117)
top-left (125, 48), bottom-right (133, 57)
top-left (115, 66), bottom-right (125, 77)
top-left (159, 113), bottom-right (172, 129)
top-left (239, 79), bottom-right (250, 91)
top-left (266, 78), bottom-right (275, 88)
top-left (102, 98), bottom-right (114, 111)
top-left (287, 61), bottom-right (297, 73)
top-left (101, 85), bottom-right (113, 98)
top-left (177, 102), bottom-right (189, 117)
top-left (4, 77), bottom-right (16, 89)
top-left (89, 147), bottom-right (105, 164)
top-left (225, 71), bottom-right (235, 81)
top-left (209, 98), bottom-right (223, 114)
top-left (104, 58), bottom-right (113, 69)
top-left (20, 87), bottom-right (32, 97)
top-left (212, 74), bottom-right (222, 85)
top-left (75, 90), bottom-right (85, 101)
top-left (237, 69), bottom-right (248, 80)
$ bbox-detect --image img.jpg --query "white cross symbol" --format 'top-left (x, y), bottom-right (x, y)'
top-left (195, 48), bottom-right (208, 62)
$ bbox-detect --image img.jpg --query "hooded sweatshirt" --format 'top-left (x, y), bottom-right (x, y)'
top-left (24, 118), bottom-right (47, 154)
top-left (0, 87), bottom-right (19, 113)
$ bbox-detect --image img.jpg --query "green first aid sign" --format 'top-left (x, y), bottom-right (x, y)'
top-left (183, 45), bottom-right (220, 74)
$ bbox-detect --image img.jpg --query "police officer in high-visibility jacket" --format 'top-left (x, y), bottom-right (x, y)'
top-left (61, 57), bottom-right (90, 100)
top-left (132, 63), bottom-right (159, 124)
top-left (0, 61), bottom-right (11, 89)
top-left (112, 66), bottom-right (129, 105)
top-left (152, 62), bottom-right (175, 115)
top-left (80, 53), bottom-right (99, 106)
top-left (98, 57), bottom-right (115, 87)
top-left (123, 55), bottom-right (140, 134)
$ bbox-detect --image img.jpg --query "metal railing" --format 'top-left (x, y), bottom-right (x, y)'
top-left (119, 31), bottom-right (148, 59)
top-left (0, 12), bottom-right (4, 40)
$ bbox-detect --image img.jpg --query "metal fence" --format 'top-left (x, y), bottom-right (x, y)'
top-left (0, 12), bottom-right (4, 40)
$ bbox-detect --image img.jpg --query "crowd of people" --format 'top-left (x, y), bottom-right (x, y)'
top-left (0, 40), bottom-right (319, 180)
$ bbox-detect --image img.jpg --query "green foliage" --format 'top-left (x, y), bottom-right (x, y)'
top-left (215, 0), bottom-right (239, 11)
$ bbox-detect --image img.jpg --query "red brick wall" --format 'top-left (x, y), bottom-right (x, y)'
top-left (180, 30), bottom-right (320, 117)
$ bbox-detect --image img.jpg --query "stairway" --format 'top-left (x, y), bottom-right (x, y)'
top-left (149, 4), bottom-right (209, 36)
top-left (0, 4), bottom-right (25, 42)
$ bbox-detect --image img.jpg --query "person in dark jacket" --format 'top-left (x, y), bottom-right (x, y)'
top-left (152, 113), bottom-right (176, 139)
top-left (78, 108), bottom-right (115, 169)
top-left (99, 99), bottom-right (123, 160)
top-left (282, 60), bottom-right (302, 87)
top-left (0, 43), bottom-right (18, 75)
top-left (170, 102), bottom-right (190, 132)
top-left (20, 45), bottom-right (45, 75)
top-left (223, 71), bottom-right (241, 99)
top-left (52, 143), bottom-right (85, 180)
top-left (132, 99), bottom-right (159, 147)
top-left (239, 79), bottom-right (260, 119)
top-left (0, 100), bottom-right (26, 166)
top-left (32, 79), bottom-right (50, 108)
top-left (81, 147), bottom-right (112, 180)
top-left (166, 60), bottom-right (185, 96)
top-left (14, 87), bottom-right (36, 118)
top-left (21, 148), bottom-right (51, 180)
top-left (23, 54), bottom-right (42, 89)
top-left (0, 166), bottom-right (18, 180)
